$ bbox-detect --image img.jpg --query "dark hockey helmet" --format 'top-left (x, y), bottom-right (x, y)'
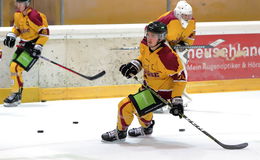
top-left (146, 21), bottom-right (167, 42)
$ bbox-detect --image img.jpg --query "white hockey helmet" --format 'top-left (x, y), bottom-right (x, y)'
top-left (174, 0), bottom-right (193, 28)
top-left (16, 0), bottom-right (30, 6)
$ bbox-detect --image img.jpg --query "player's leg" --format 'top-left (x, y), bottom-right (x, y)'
top-left (128, 112), bottom-right (155, 137)
top-left (4, 62), bottom-right (24, 107)
top-left (101, 97), bottom-right (135, 141)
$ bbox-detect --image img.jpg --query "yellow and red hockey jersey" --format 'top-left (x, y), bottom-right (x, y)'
top-left (137, 38), bottom-right (187, 99)
top-left (11, 7), bottom-right (49, 46)
top-left (155, 11), bottom-right (196, 47)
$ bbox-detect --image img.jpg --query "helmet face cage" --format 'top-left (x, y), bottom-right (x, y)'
top-left (174, 1), bottom-right (192, 21)
top-left (16, 0), bottom-right (30, 6)
top-left (145, 21), bottom-right (167, 43)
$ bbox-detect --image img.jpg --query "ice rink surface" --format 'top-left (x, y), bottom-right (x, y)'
top-left (0, 91), bottom-right (259, 160)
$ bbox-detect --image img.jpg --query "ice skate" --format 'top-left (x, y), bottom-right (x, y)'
top-left (128, 120), bottom-right (155, 137)
top-left (101, 129), bottom-right (127, 142)
top-left (3, 92), bottom-right (22, 107)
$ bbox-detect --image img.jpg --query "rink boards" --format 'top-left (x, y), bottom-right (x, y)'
top-left (0, 21), bottom-right (260, 102)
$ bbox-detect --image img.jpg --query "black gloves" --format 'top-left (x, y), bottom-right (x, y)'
top-left (3, 33), bottom-right (16, 48)
top-left (119, 60), bottom-right (142, 78)
top-left (31, 44), bottom-right (43, 57)
top-left (169, 97), bottom-right (184, 118)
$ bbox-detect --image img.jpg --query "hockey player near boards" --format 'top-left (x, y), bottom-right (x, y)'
top-left (3, 0), bottom-right (49, 107)
top-left (156, 0), bottom-right (195, 64)
top-left (101, 21), bottom-right (187, 142)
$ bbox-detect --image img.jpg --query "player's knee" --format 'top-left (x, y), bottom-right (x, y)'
top-left (118, 97), bottom-right (134, 112)
top-left (10, 62), bottom-right (18, 73)
top-left (10, 62), bottom-right (23, 74)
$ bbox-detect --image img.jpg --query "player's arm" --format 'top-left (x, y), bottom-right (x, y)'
top-left (3, 14), bottom-right (20, 48)
top-left (183, 31), bottom-right (195, 45)
top-left (165, 54), bottom-right (187, 118)
top-left (182, 20), bottom-right (196, 45)
top-left (27, 10), bottom-right (50, 57)
top-left (11, 26), bottom-right (21, 37)
top-left (161, 52), bottom-right (187, 97)
top-left (158, 48), bottom-right (187, 97)
top-left (28, 10), bottom-right (49, 46)
top-left (171, 71), bottom-right (187, 97)
top-left (169, 69), bottom-right (187, 118)
top-left (166, 20), bottom-right (181, 47)
top-left (119, 38), bottom-right (145, 78)
top-left (158, 50), bottom-right (187, 116)
top-left (11, 13), bottom-right (22, 37)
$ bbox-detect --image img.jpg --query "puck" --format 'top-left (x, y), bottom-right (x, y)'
top-left (179, 129), bottom-right (185, 132)
top-left (41, 100), bottom-right (47, 102)
top-left (73, 121), bottom-right (79, 124)
top-left (37, 130), bottom-right (44, 133)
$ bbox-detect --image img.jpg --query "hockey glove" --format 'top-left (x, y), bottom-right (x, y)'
top-left (175, 41), bottom-right (189, 52)
top-left (169, 97), bottom-right (184, 118)
top-left (31, 44), bottom-right (43, 58)
top-left (119, 59), bottom-right (142, 78)
top-left (3, 33), bottom-right (16, 48)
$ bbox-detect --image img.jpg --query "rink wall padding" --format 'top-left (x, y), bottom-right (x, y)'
top-left (1, 78), bottom-right (260, 103)
top-left (39, 84), bottom-right (141, 101)
top-left (186, 78), bottom-right (260, 93)
top-left (0, 22), bottom-right (260, 103)
top-left (0, 88), bottom-right (40, 103)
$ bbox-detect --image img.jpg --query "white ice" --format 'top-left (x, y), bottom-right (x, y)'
top-left (0, 91), bottom-right (259, 160)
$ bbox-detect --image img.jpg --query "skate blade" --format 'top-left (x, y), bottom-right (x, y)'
top-left (128, 134), bottom-right (152, 138)
top-left (101, 138), bottom-right (126, 143)
top-left (3, 101), bottom-right (20, 107)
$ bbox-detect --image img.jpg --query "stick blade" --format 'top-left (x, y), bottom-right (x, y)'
top-left (209, 39), bottom-right (225, 47)
top-left (220, 142), bottom-right (248, 150)
top-left (84, 70), bottom-right (106, 80)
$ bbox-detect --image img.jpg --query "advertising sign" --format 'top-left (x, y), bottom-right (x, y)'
top-left (187, 34), bottom-right (260, 81)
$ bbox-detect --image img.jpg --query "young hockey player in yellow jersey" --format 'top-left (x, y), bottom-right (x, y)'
top-left (101, 21), bottom-right (186, 142)
top-left (3, 0), bottom-right (49, 107)
top-left (156, 0), bottom-right (195, 64)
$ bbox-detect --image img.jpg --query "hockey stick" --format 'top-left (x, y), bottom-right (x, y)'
top-left (110, 46), bottom-right (139, 50)
top-left (181, 114), bottom-right (248, 150)
top-left (110, 39), bottom-right (225, 50)
top-left (183, 92), bottom-right (192, 102)
top-left (173, 39), bottom-right (225, 49)
top-left (18, 46), bottom-right (106, 80)
top-left (38, 55), bottom-right (106, 80)
top-left (131, 75), bottom-right (248, 150)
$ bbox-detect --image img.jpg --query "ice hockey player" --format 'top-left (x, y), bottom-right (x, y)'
top-left (3, 0), bottom-right (49, 107)
top-left (155, 0), bottom-right (195, 65)
top-left (101, 21), bottom-right (187, 142)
